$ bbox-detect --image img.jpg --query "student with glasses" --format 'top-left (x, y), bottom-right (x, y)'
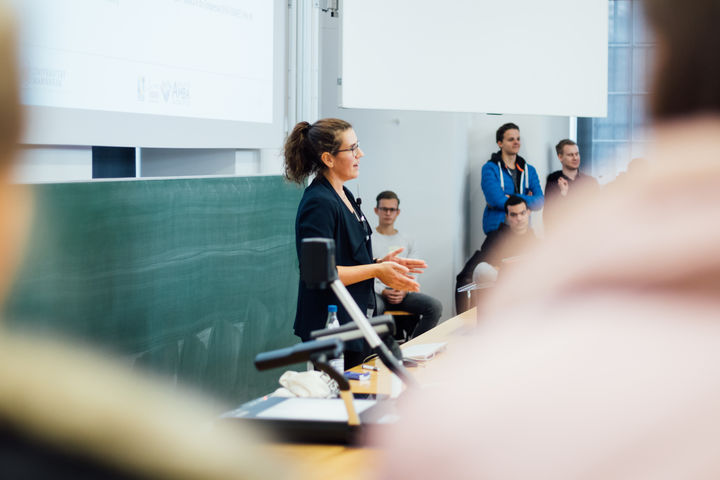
top-left (283, 118), bottom-right (427, 368)
top-left (372, 190), bottom-right (442, 340)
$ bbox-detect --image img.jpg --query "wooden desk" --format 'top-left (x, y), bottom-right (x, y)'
top-left (265, 308), bottom-right (477, 480)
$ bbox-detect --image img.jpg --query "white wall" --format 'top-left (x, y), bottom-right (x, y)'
top-left (320, 13), bottom-right (570, 317)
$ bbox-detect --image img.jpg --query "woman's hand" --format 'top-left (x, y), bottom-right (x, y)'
top-left (380, 248), bottom-right (428, 275)
top-left (336, 254), bottom-right (424, 290)
top-left (376, 261), bottom-right (420, 292)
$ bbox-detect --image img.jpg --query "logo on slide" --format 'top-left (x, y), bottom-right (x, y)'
top-left (137, 76), bottom-right (191, 107)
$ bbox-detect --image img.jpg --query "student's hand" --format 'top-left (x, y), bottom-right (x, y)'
top-left (380, 248), bottom-right (427, 275)
top-left (382, 288), bottom-right (407, 304)
top-left (558, 176), bottom-right (569, 196)
top-left (376, 262), bottom-right (420, 292)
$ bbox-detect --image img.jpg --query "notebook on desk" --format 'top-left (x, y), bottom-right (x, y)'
top-left (222, 396), bottom-right (399, 445)
top-left (402, 342), bottom-right (447, 362)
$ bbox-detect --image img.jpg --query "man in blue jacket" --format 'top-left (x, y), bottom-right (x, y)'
top-left (481, 123), bottom-right (544, 233)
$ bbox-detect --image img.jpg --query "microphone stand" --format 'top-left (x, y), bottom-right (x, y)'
top-left (309, 353), bottom-right (360, 426)
top-left (330, 279), bottom-right (417, 388)
top-left (254, 338), bottom-right (360, 426)
top-left (301, 237), bottom-right (417, 388)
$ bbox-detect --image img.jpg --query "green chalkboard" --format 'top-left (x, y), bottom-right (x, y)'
top-left (4, 175), bottom-right (305, 405)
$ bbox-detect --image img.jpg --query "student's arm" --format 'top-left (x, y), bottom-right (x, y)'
top-left (481, 162), bottom-right (511, 209)
top-left (521, 165), bottom-right (545, 211)
top-left (456, 231), bottom-right (501, 287)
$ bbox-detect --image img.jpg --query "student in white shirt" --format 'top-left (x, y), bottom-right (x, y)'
top-left (372, 191), bottom-right (442, 339)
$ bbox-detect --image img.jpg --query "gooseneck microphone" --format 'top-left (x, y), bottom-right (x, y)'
top-left (254, 338), bottom-right (344, 371)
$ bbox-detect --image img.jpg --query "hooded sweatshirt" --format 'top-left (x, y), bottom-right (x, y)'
top-left (480, 151), bottom-right (544, 234)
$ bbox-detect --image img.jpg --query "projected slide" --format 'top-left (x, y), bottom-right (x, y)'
top-left (13, 0), bottom-right (273, 123)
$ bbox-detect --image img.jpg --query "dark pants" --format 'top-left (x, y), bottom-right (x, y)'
top-left (375, 292), bottom-right (443, 339)
top-left (455, 250), bottom-right (483, 314)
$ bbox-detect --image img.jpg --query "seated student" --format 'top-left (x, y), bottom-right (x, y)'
top-left (543, 139), bottom-right (599, 232)
top-left (372, 191), bottom-right (442, 339)
top-left (455, 196), bottom-right (539, 313)
top-left (481, 123), bottom-right (544, 234)
top-left (0, 8), bottom-right (283, 479)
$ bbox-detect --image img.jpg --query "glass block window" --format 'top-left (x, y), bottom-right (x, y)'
top-left (577, 0), bottom-right (655, 184)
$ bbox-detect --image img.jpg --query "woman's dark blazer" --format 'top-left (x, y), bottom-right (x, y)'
top-left (293, 175), bottom-right (374, 349)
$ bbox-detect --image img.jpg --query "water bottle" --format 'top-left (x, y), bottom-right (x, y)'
top-left (325, 304), bottom-right (345, 374)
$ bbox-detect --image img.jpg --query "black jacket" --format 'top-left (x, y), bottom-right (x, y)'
top-left (456, 223), bottom-right (539, 287)
top-left (293, 176), bottom-right (374, 350)
top-left (543, 170), bottom-right (599, 231)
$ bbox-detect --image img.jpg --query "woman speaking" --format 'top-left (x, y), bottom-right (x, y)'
top-left (283, 118), bottom-right (426, 367)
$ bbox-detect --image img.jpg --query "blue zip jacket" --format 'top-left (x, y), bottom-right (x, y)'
top-left (481, 151), bottom-right (544, 233)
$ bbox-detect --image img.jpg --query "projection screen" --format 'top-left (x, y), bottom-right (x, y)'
top-left (341, 0), bottom-right (608, 117)
top-left (12, 0), bottom-right (284, 148)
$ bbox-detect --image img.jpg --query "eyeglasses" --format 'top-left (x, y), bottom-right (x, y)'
top-left (377, 207), bottom-right (399, 213)
top-left (335, 142), bottom-right (361, 157)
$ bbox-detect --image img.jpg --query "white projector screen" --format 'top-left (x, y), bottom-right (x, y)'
top-left (12, 0), bottom-right (284, 148)
top-left (341, 0), bottom-right (608, 117)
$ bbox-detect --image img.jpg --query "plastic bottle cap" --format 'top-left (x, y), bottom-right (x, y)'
top-left (328, 305), bottom-right (338, 312)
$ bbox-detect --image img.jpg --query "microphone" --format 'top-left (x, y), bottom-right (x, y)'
top-left (254, 338), bottom-right (343, 371)
top-left (310, 315), bottom-right (395, 342)
top-left (300, 237), bottom-right (338, 289)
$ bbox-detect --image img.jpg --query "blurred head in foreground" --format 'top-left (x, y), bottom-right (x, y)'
top-left (375, 1), bottom-right (720, 479)
top-left (0, 4), bottom-right (284, 479)
top-left (644, 0), bottom-right (720, 120)
top-left (0, 1), bottom-right (28, 308)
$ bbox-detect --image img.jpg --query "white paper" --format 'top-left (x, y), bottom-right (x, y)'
top-left (256, 398), bottom-right (377, 422)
